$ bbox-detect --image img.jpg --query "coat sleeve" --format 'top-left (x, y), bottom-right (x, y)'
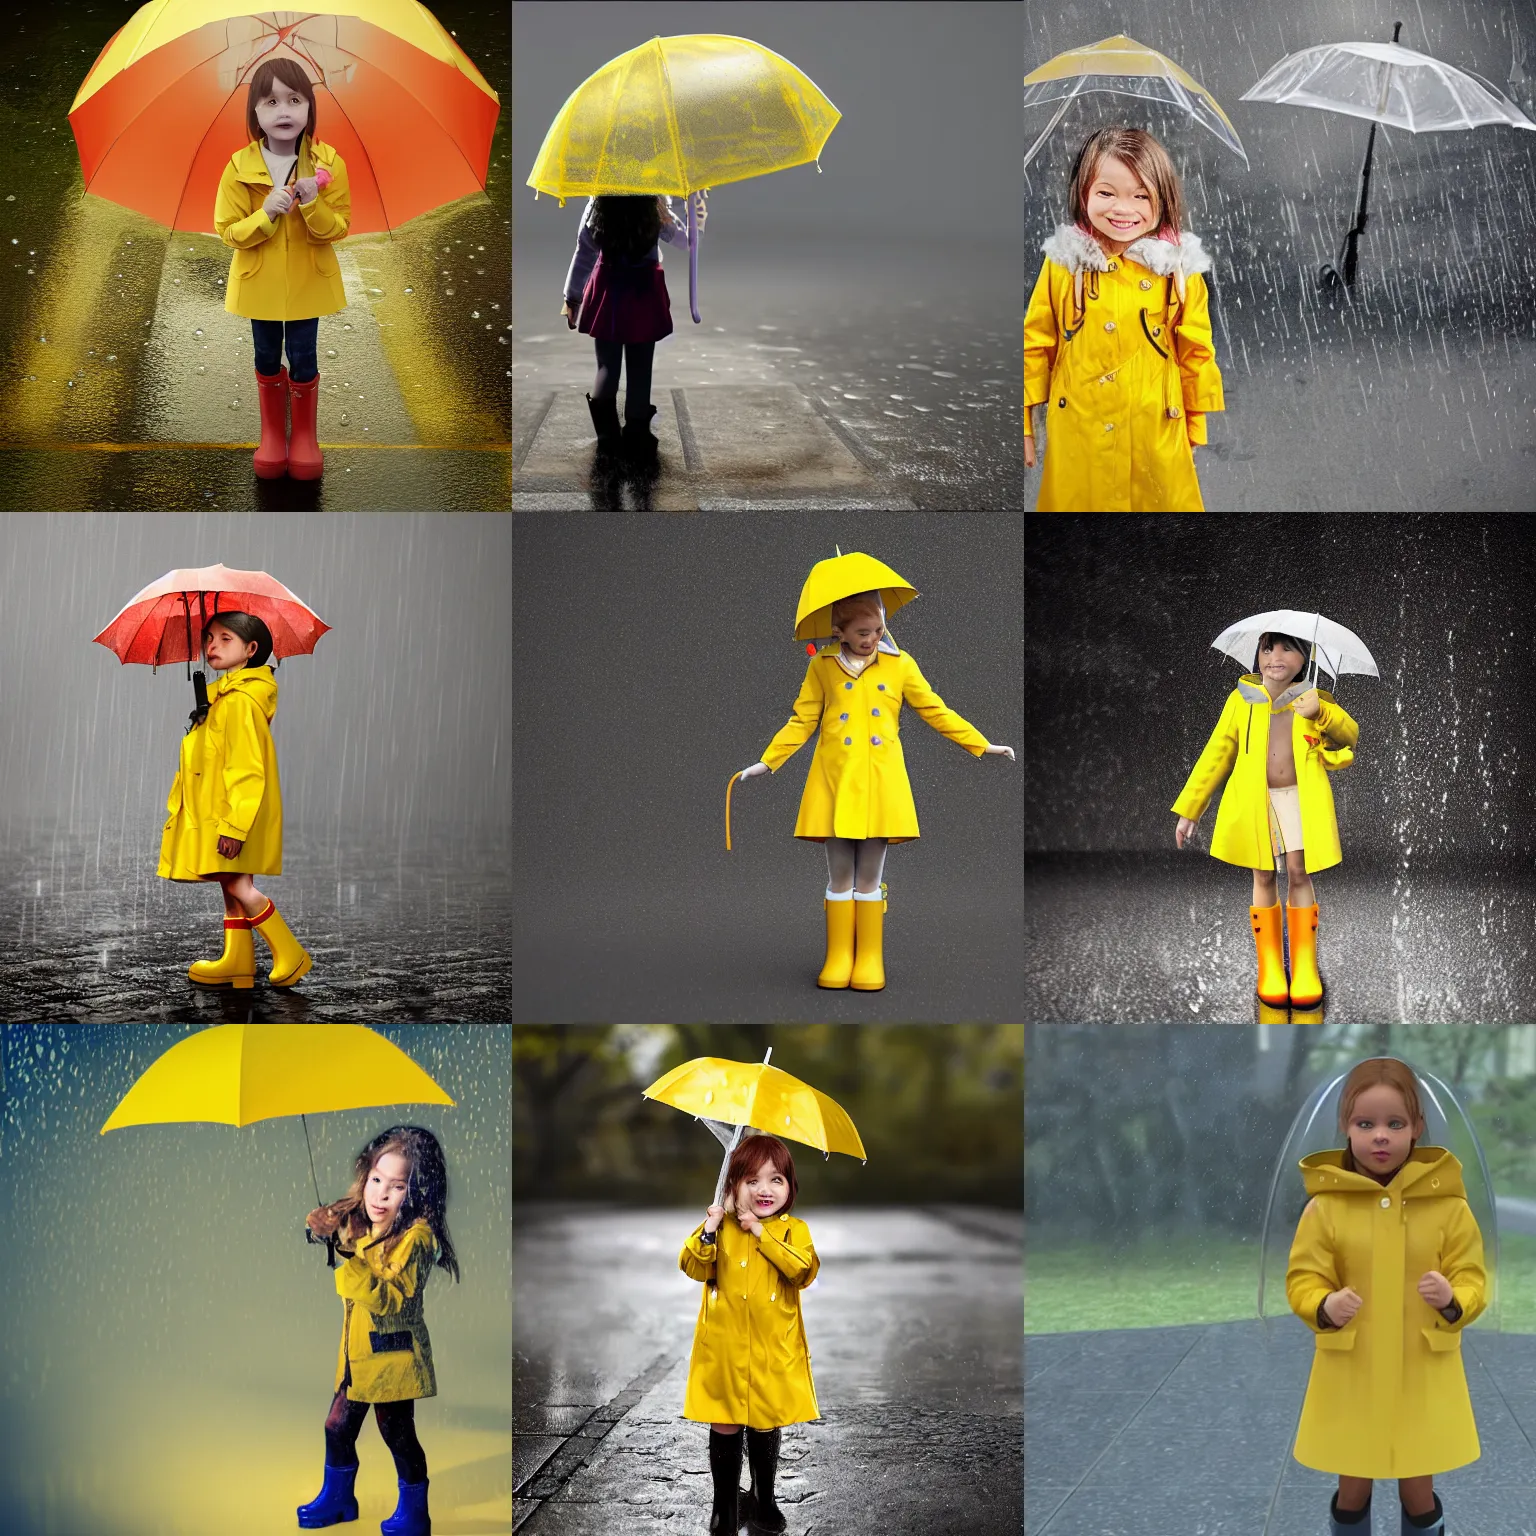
top-left (760, 661), bottom-right (825, 772)
top-left (1175, 272), bottom-right (1225, 446)
top-left (335, 1229), bottom-right (433, 1317)
top-left (758, 1221), bottom-right (819, 1288)
top-left (901, 658), bottom-right (990, 756)
top-left (1431, 1200), bottom-right (1486, 1335)
top-left (215, 161), bottom-right (276, 250)
top-left (215, 693), bottom-right (267, 840)
top-left (1286, 1196), bottom-right (1343, 1334)
top-left (1023, 259), bottom-right (1058, 436)
top-left (563, 202), bottom-right (599, 306)
top-left (679, 1223), bottom-right (718, 1282)
top-left (165, 767), bottom-right (183, 816)
top-left (1170, 692), bottom-right (1240, 820)
top-left (1312, 695), bottom-right (1359, 756)
top-left (298, 151), bottom-right (350, 244)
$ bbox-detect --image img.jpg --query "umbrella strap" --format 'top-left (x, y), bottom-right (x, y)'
top-left (725, 772), bottom-right (742, 852)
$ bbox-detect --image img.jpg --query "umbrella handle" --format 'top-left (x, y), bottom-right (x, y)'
top-left (725, 771), bottom-right (742, 851)
top-left (688, 193), bottom-right (701, 324)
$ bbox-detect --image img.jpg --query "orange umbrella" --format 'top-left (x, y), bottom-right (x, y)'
top-left (68, 3), bottom-right (501, 236)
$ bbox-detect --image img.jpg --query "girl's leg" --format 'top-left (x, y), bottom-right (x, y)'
top-left (853, 837), bottom-right (888, 895)
top-left (284, 318), bottom-right (320, 385)
top-left (1335, 1474), bottom-right (1371, 1512)
top-left (323, 1387), bottom-right (371, 1469)
top-left (212, 874), bottom-right (243, 918)
top-left (592, 340), bottom-right (623, 401)
top-left (1251, 866), bottom-right (1278, 906)
top-left (1284, 850), bottom-right (1316, 908)
top-left (1398, 1475), bottom-right (1436, 1519)
top-left (374, 1400), bottom-right (429, 1484)
top-left (825, 837), bottom-right (856, 895)
top-left (222, 871), bottom-right (270, 920)
top-left (251, 319), bottom-right (284, 376)
top-left (622, 342), bottom-right (655, 422)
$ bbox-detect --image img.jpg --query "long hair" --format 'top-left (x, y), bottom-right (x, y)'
top-left (1336, 1059), bottom-right (1425, 1173)
top-left (245, 57), bottom-right (318, 149)
top-left (1067, 126), bottom-right (1186, 244)
top-left (329, 1124), bottom-right (462, 1281)
top-left (723, 1133), bottom-right (799, 1216)
top-left (202, 611), bottom-right (274, 669)
top-left (589, 195), bottom-right (663, 261)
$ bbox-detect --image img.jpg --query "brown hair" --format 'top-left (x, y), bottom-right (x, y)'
top-left (1336, 1059), bottom-right (1425, 1173)
top-left (831, 591), bottom-right (883, 634)
top-left (724, 1134), bottom-right (799, 1215)
top-left (1067, 126), bottom-right (1186, 244)
top-left (245, 57), bottom-right (318, 149)
top-left (326, 1124), bottom-right (462, 1281)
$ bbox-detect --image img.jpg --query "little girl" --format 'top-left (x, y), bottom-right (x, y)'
top-left (158, 613), bottom-right (312, 989)
top-left (736, 591), bottom-right (1015, 991)
top-left (215, 57), bottom-right (351, 483)
top-left (1024, 125), bottom-right (1225, 511)
top-left (562, 191), bottom-right (707, 467)
top-left (681, 1134), bottom-right (818, 1536)
top-left (1286, 1057), bottom-right (1484, 1536)
top-left (1171, 631), bottom-right (1358, 1009)
top-left (300, 1124), bottom-right (462, 1535)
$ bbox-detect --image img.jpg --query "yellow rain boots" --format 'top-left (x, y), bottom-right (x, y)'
top-left (850, 889), bottom-right (886, 991)
top-left (188, 916), bottom-right (255, 989)
top-left (250, 899), bottom-right (313, 987)
top-left (1249, 903), bottom-right (1289, 1006)
top-left (817, 890), bottom-right (856, 989)
top-left (1287, 904), bottom-right (1323, 1007)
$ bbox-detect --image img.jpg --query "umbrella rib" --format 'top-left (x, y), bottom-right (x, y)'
top-left (321, 87), bottom-right (393, 234)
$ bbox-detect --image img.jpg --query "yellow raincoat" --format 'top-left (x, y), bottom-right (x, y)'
top-left (680, 1213), bottom-right (820, 1429)
top-left (1171, 675), bottom-right (1358, 874)
top-left (157, 665), bottom-right (283, 880)
top-left (333, 1219), bottom-right (440, 1403)
top-left (760, 645), bottom-right (990, 843)
top-left (1025, 223), bottom-right (1225, 511)
top-left (1286, 1147), bottom-right (1485, 1478)
top-left (215, 136), bottom-right (351, 322)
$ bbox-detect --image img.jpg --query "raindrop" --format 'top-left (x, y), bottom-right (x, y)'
top-left (173, 278), bottom-right (181, 285)
top-left (491, 303), bottom-right (499, 310)
top-left (477, 245), bottom-right (485, 251)
top-left (326, 349), bottom-right (337, 358)
top-left (3, 195), bottom-right (12, 201)
top-left (445, 288), bottom-right (454, 295)
top-left (193, 328), bottom-right (203, 337)
top-left (26, 268), bottom-right (34, 274)
top-left (404, 286), bottom-right (414, 294)
top-left (471, 311), bottom-right (480, 318)
top-left (340, 412), bottom-right (350, 425)
top-left (342, 323), bottom-right (352, 330)
top-left (369, 288), bottom-right (382, 295)
top-left (66, 379), bottom-right (75, 388)
top-left (197, 365), bottom-right (206, 374)
top-left (106, 354), bottom-right (116, 361)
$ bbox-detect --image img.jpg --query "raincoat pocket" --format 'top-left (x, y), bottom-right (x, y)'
top-left (1421, 1326), bottom-right (1462, 1352)
top-left (1315, 1329), bottom-right (1357, 1351)
top-left (236, 246), bottom-right (265, 281)
top-left (310, 243), bottom-right (339, 278)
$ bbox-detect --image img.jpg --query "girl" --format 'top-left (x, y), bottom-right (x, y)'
top-left (1286, 1057), bottom-right (1484, 1536)
top-left (1171, 631), bottom-right (1358, 1009)
top-left (301, 1125), bottom-right (462, 1534)
top-left (736, 591), bottom-right (1015, 991)
top-left (680, 1134), bottom-right (818, 1536)
top-left (215, 57), bottom-right (352, 483)
top-left (1024, 125), bottom-right (1225, 511)
top-left (562, 191), bottom-right (707, 467)
top-left (158, 612), bottom-right (312, 989)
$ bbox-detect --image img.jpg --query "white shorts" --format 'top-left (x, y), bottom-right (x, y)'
top-left (1268, 784), bottom-right (1303, 857)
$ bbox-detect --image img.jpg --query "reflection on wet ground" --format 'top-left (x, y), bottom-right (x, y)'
top-left (1025, 852), bottom-right (1536, 1024)
top-left (514, 1204), bottom-right (1022, 1533)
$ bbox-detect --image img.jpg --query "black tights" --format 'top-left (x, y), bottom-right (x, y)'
top-left (324, 1387), bottom-right (428, 1483)
top-left (593, 340), bottom-right (655, 421)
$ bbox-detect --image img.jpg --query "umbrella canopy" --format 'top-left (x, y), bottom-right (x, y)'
top-left (1212, 609), bottom-right (1379, 693)
top-left (94, 563), bottom-right (329, 668)
top-left (1023, 33), bottom-right (1249, 172)
top-left (794, 551), bottom-right (917, 643)
top-left (69, 2), bottom-right (501, 236)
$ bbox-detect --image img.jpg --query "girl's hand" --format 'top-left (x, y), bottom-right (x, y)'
top-left (562, 301), bottom-right (577, 330)
top-left (1175, 815), bottom-right (1199, 850)
top-left (704, 1204), bottom-right (728, 1235)
top-left (736, 1206), bottom-right (763, 1237)
top-left (738, 762), bottom-right (770, 781)
top-left (1294, 688), bottom-right (1321, 720)
top-left (1418, 1270), bottom-right (1453, 1309)
top-left (983, 744), bottom-right (1015, 761)
top-left (292, 175), bottom-right (320, 206)
top-left (1024, 435), bottom-right (1037, 470)
top-left (306, 1205), bottom-right (341, 1237)
top-left (217, 835), bottom-right (244, 858)
top-left (263, 186), bottom-right (295, 219)
top-left (1324, 1286), bottom-right (1363, 1326)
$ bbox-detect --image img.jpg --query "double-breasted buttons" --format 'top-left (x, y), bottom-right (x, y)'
top-left (877, 684), bottom-right (886, 691)
top-left (872, 736), bottom-right (882, 746)
top-left (1105, 422), bottom-right (1115, 432)
top-left (741, 1259), bottom-right (747, 1267)
top-left (840, 712), bottom-right (849, 721)
top-left (844, 681), bottom-right (853, 690)
top-left (844, 737), bottom-right (852, 745)
top-left (1432, 1178), bottom-right (1441, 1188)
top-left (1140, 278), bottom-right (1152, 290)
top-left (1380, 1196), bottom-right (1391, 1208)
top-left (1104, 320), bottom-right (1116, 332)
top-left (872, 708), bottom-right (881, 716)
top-left (769, 1292), bottom-right (776, 1301)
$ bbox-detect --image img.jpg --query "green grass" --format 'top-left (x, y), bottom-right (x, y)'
top-left (1027, 1228), bottom-right (1536, 1335)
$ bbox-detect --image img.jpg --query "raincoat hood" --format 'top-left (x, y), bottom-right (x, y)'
top-left (1235, 670), bottom-right (1335, 709)
top-left (1300, 1145), bottom-right (1467, 1201)
top-left (213, 664), bottom-right (277, 722)
top-left (1042, 221), bottom-right (1213, 306)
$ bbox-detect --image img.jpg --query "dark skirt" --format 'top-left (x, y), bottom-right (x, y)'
top-left (577, 254), bottom-right (674, 345)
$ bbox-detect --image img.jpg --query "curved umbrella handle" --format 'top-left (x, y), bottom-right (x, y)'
top-left (688, 191), bottom-right (701, 324)
top-left (725, 771), bottom-right (742, 851)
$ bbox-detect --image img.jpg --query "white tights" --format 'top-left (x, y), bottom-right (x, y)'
top-left (825, 837), bottom-right (888, 897)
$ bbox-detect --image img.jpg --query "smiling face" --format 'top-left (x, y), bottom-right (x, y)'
top-left (255, 82), bottom-right (309, 150)
top-left (1258, 635), bottom-right (1308, 692)
top-left (735, 1158), bottom-right (789, 1222)
top-left (1346, 1084), bottom-right (1424, 1181)
top-left (366, 1151), bottom-right (412, 1230)
top-left (832, 605), bottom-right (884, 657)
top-left (204, 621), bottom-right (258, 674)
top-left (1087, 155), bottom-right (1158, 252)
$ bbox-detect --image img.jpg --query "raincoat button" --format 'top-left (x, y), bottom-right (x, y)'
top-left (877, 684), bottom-right (886, 691)
top-left (1140, 278), bottom-right (1152, 290)
top-left (741, 1260), bottom-right (747, 1267)
top-left (840, 712), bottom-right (849, 721)
top-left (1432, 1178), bottom-right (1440, 1188)
top-left (1058, 398), bottom-right (1066, 408)
top-left (872, 736), bottom-right (882, 745)
top-left (1380, 1196), bottom-right (1391, 1208)
top-left (1104, 320), bottom-right (1116, 332)
top-left (844, 737), bottom-right (852, 745)
top-left (1105, 422), bottom-right (1114, 431)
top-left (844, 682), bottom-right (853, 690)
top-left (1153, 326), bottom-right (1162, 336)
top-left (1107, 262), bottom-right (1117, 271)
top-left (770, 1293), bottom-right (776, 1301)
top-left (872, 708), bottom-right (880, 716)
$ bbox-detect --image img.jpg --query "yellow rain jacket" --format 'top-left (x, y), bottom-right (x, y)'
top-left (1025, 223), bottom-right (1225, 511)
top-left (1286, 1147), bottom-right (1485, 1478)
top-left (680, 1213), bottom-right (820, 1429)
top-left (1171, 675), bottom-right (1358, 874)
top-left (158, 665), bottom-right (283, 880)
top-left (333, 1219), bottom-right (440, 1403)
top-left (760, 645), bottom-right (990, 844)
top-left (215, 136), bottom-right (350, 322)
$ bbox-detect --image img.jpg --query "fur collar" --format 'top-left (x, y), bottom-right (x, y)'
top-left (1041, 222), bottom-right (1213, 305)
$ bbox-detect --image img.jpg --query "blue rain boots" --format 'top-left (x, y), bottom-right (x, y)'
top-left (381, 1477), bottom-right (432, 1536)
top-left (1401, 1494), bottom-right (1444, 1536)
top-left (296, 1461), bottom-right (359, 1527)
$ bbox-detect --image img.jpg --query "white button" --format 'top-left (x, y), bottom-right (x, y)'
top-left (741, 1259), bottom-right (747, 1267)
top-left (769, 1293), bottom-right (776, 1301)
top-left (1105, 422), bottom-right (1114, 431)
top-left (1104, 321), bottom-right (1116, 332)
top-left (1380, 1197), bottom-right (1391, 1208)
top-left (1140, 279), bottom-right (1152, 290)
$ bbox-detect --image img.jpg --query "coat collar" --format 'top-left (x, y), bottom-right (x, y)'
top-left (1235, 671), bottom-right (1334, 709)
top-left (1041, 221), bottom-right (1213, 305)
top-left (231, 134), bottom-right (335, 186)
top-left (1300, 1145), bottom-right (1465, 1199)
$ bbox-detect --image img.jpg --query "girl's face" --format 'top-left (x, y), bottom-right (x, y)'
top-left (1346, 1085), bottom-right (1424, 1179)
top-left (204, 623), bottom-right (258, 673)
top-left (255, 83), bottom-right (309, 147)
top-left (735, 1158), bottom-right (789, 1221)
top-left (1259, 638), bottom-right (1306, 689)
top-left (834, 610), bottom-right (884, 657)
top-left (366, 1151), bottom-right (411, 1228)
top-left (1086, 155), bottom-right (1156, 250)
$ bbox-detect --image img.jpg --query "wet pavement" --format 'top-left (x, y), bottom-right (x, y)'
top-left (0, 2), bottom-right (511, 511)
top-left (2, 824), bottom-right (512, 1022)
top-left (513, 234), bottom-right (1023, 511)
top-left (514, 1204), bottom-right (1023, 1534)
top-left (1024, 852), bottom-right (1536, 1025)
top-left (1026, 1321), bottom-right (1536, 1534)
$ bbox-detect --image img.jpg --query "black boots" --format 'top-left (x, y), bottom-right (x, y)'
top-left (744, 1428), bottom-right (786, 1534)
top-left (621, 402), bottom-right (660, 468)
top-left (586, 392), bottom-right (621, 468)
top-left (708, 1428), bottom-right (742, 1534)
top-left (1330, 1490), bottom-right (1370, 1534)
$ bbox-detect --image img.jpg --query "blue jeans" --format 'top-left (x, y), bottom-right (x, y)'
top-left (251, 318), bottom-right (319, 383)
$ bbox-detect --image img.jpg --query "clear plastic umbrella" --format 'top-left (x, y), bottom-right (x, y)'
top-left (1242, 22), bottom-right (1536, 289)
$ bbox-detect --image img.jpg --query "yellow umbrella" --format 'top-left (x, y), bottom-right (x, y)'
top-left (102, 1024), bottom-right (456, 1264)
top-left (644, 1048), bottom-right (866, 1209)
top-left (794, 549), bottom-right (917, 642)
